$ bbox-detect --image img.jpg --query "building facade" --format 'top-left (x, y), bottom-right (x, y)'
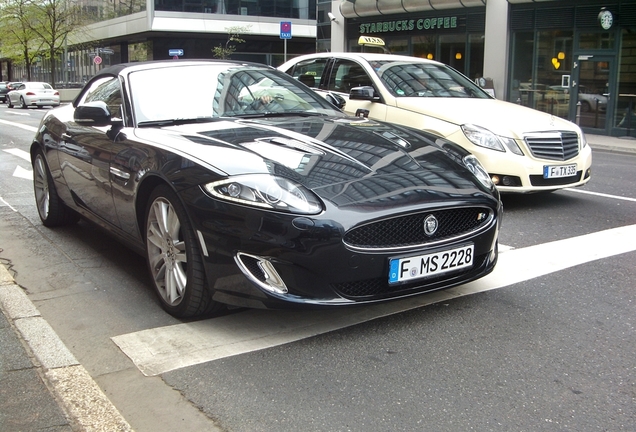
top-left (2, 0), bottom-right (635, 138)
top-left (1, 0), bottom-right (318, 87)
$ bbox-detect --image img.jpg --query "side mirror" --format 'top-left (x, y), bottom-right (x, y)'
top-left (349, 86), bottom-right (379, 101)
top-left (325, 92), bottom-right (346, 110)
top-left (74, 101), bottom-right (113, 127)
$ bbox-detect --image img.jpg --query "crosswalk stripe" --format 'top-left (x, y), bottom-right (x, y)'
top-left (112, 224), bottom-right (636, 376)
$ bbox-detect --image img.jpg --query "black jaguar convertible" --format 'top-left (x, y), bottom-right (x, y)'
top-left (31, 60), bottom-right (501, 318)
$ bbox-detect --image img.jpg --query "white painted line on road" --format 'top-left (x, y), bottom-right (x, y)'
top-left (3, 111), bottom-right (32, 116)
top-left (0, 196), bottom-right (17, 212)
top-left (13, 165), bottom-right (33, 180)
top-left (0, 118), bottom-right (37, 133)
top-left (566, 187), bottom-right (636, 203)
top-left (4, 148), bottom-right (31, 161)
top-left (112, 224), bottom-right (636, 376)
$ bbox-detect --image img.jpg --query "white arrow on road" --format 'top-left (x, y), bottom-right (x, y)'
top-left (4, 149), bottom-right (33, 180)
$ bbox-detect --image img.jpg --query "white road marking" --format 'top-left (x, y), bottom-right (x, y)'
top-left (0, 196), bottom-right (17, 212)
top-left (112, 224), bottom-right (636, 376)
top-left (566, 187), bottom-right (636, 203)
top-left (4, 148), bottom-right (31, 161)
top-left (0, 118), bottom-right (37, 132)
top-left (13, 165), bottom-right (33, 180)
top-left (4, 149), bottom-right (33, 180)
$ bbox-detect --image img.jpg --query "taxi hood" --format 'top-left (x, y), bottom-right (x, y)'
top-left (394, 97), bottom-right (579, 138)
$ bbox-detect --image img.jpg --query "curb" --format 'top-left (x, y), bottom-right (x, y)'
top-left (0, 264), bottom-right (134, 432)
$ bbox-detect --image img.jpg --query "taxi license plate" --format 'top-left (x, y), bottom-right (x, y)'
top-left (388, 244), bottom-right (474, 284)
top-left (543, 164), bottom-right (577, 179)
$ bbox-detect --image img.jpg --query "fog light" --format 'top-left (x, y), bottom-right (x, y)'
top-left (502, 176), bottom-right (514, 186)
top-left (491, 175), bottom-right (500, 185)
top-left (235, 252), bottom-right (288, 294)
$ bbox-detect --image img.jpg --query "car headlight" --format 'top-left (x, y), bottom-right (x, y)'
top-left (461, 124), bottom-right (523, 155)
top-left (205, 174), bottom-right (323, 215)
top-left (462, 154), bottom-right (494, 189)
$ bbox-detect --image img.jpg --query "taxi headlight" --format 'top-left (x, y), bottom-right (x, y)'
top-left (462, 124), bottom-right (524, 156)
top-left (462, 124), bottom-right (505, 152)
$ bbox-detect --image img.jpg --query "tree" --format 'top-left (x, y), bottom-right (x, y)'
top-left (212, 25), bottom-right (251, 60)
top-left (0, 0), bottom-right (44, 81)
top-left (27, 0), bottom-right (85, 84)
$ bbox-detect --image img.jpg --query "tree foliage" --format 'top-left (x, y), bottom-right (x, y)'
top-left (212, 26), bottom-right (251, 60)
top-left (0, 0), bottom-right (87, 83)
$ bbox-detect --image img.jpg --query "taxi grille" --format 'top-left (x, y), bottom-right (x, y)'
top-left (343, 207), bottom-right (492, 250)
top-left (524, 131), bottom-right (580, 161)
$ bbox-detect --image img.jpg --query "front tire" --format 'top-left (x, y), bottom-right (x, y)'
top-left (7, 97), bottom-right (14, 108)
top-left (145, 185), bottom-right (221, 318)
top-left (32, 150), bottom-right (80, 226)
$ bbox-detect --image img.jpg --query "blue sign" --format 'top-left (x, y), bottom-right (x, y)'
top-left (169, 49), bottom-right (184, 57)
top-left (280, 22), bottom-right (292, 39)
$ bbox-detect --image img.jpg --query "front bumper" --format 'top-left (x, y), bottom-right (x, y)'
top-left (448, 133), bottom-right (593, 194)
top-left (183, 187), bottom-right (501, 310)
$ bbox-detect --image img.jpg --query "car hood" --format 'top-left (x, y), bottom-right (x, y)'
top-left (133, 116), bottom-right (496, 209)
top-left (394, 97), bottom-right (579, 138)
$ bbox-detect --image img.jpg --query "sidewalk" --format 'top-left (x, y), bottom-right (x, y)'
top-left (586, 133), bottom-right (636, 154)
top-left (0, 264), bottom-right (132, 432)
top-left (0, 132), bottom-right (633, 432)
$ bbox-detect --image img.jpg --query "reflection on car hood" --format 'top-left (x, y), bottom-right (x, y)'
top-left (134, 116), bottom-right (493, 208)
top-left (394, 98), bottom-right (578, 138)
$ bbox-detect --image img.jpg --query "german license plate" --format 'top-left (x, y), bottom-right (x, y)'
top-left (388, 244), bottom-right (474, 284)
top-left (543, 164), bottom-right (576, 179)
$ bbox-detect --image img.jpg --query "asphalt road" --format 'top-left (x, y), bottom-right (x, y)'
top-left (1, 105), bottom-right (635, 431)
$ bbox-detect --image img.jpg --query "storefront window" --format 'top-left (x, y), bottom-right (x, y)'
top-left (413, 35), bottom-right (436, 60)
top-left (579, 32), bottom-right (615, 50)
top-left (511, 30), bottom-right (573, 119)
top-left (615, 30), bottom-right (636, 137)
top-left (387, 39), bottom-right (409, 55)
top-left (440, 34), bottom-right (465, 74)
top-left (469, 33), bottom-right (484, 82)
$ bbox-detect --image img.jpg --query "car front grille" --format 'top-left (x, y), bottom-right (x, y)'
top-left (343, 207), bottom-right (493, 251)
top-left (524, 131), bottom-right (580, 161)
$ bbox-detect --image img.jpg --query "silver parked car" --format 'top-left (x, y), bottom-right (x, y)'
top-left (7, 81), bottom-right (61, 109)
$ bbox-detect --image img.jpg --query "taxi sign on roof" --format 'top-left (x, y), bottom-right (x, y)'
top-left (358, 36), bottom-right (385, 46)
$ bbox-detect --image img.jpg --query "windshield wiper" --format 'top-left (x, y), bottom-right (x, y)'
top-left (233, 111), bottom-right (328, 119)
top-left (137, 116), bottom-right (217, 127)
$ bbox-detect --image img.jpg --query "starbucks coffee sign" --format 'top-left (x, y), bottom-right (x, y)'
top-left (359, 16), bottom-right (458, 34)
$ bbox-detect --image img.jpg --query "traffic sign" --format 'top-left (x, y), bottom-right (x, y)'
top-left (169, 49), bottom-right (184, 57)
top-left (280, 21), bottom-right (292, 39)
top-left (93, 55), bottom-right (102, 65)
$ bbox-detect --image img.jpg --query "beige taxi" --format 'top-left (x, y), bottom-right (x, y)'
top-left (279, 53), bottom-right (592, 193)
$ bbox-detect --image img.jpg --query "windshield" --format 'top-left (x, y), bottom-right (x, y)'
top-left (370, 61), bottom-right (491, 99)
top-left (129, 64), bottom-right (340, 125)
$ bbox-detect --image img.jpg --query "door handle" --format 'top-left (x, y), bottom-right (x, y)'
top-left (110, 167), bottom-right (131, 180)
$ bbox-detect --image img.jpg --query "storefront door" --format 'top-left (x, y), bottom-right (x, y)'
top-left (570, 54), bottom-right (615, 134)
